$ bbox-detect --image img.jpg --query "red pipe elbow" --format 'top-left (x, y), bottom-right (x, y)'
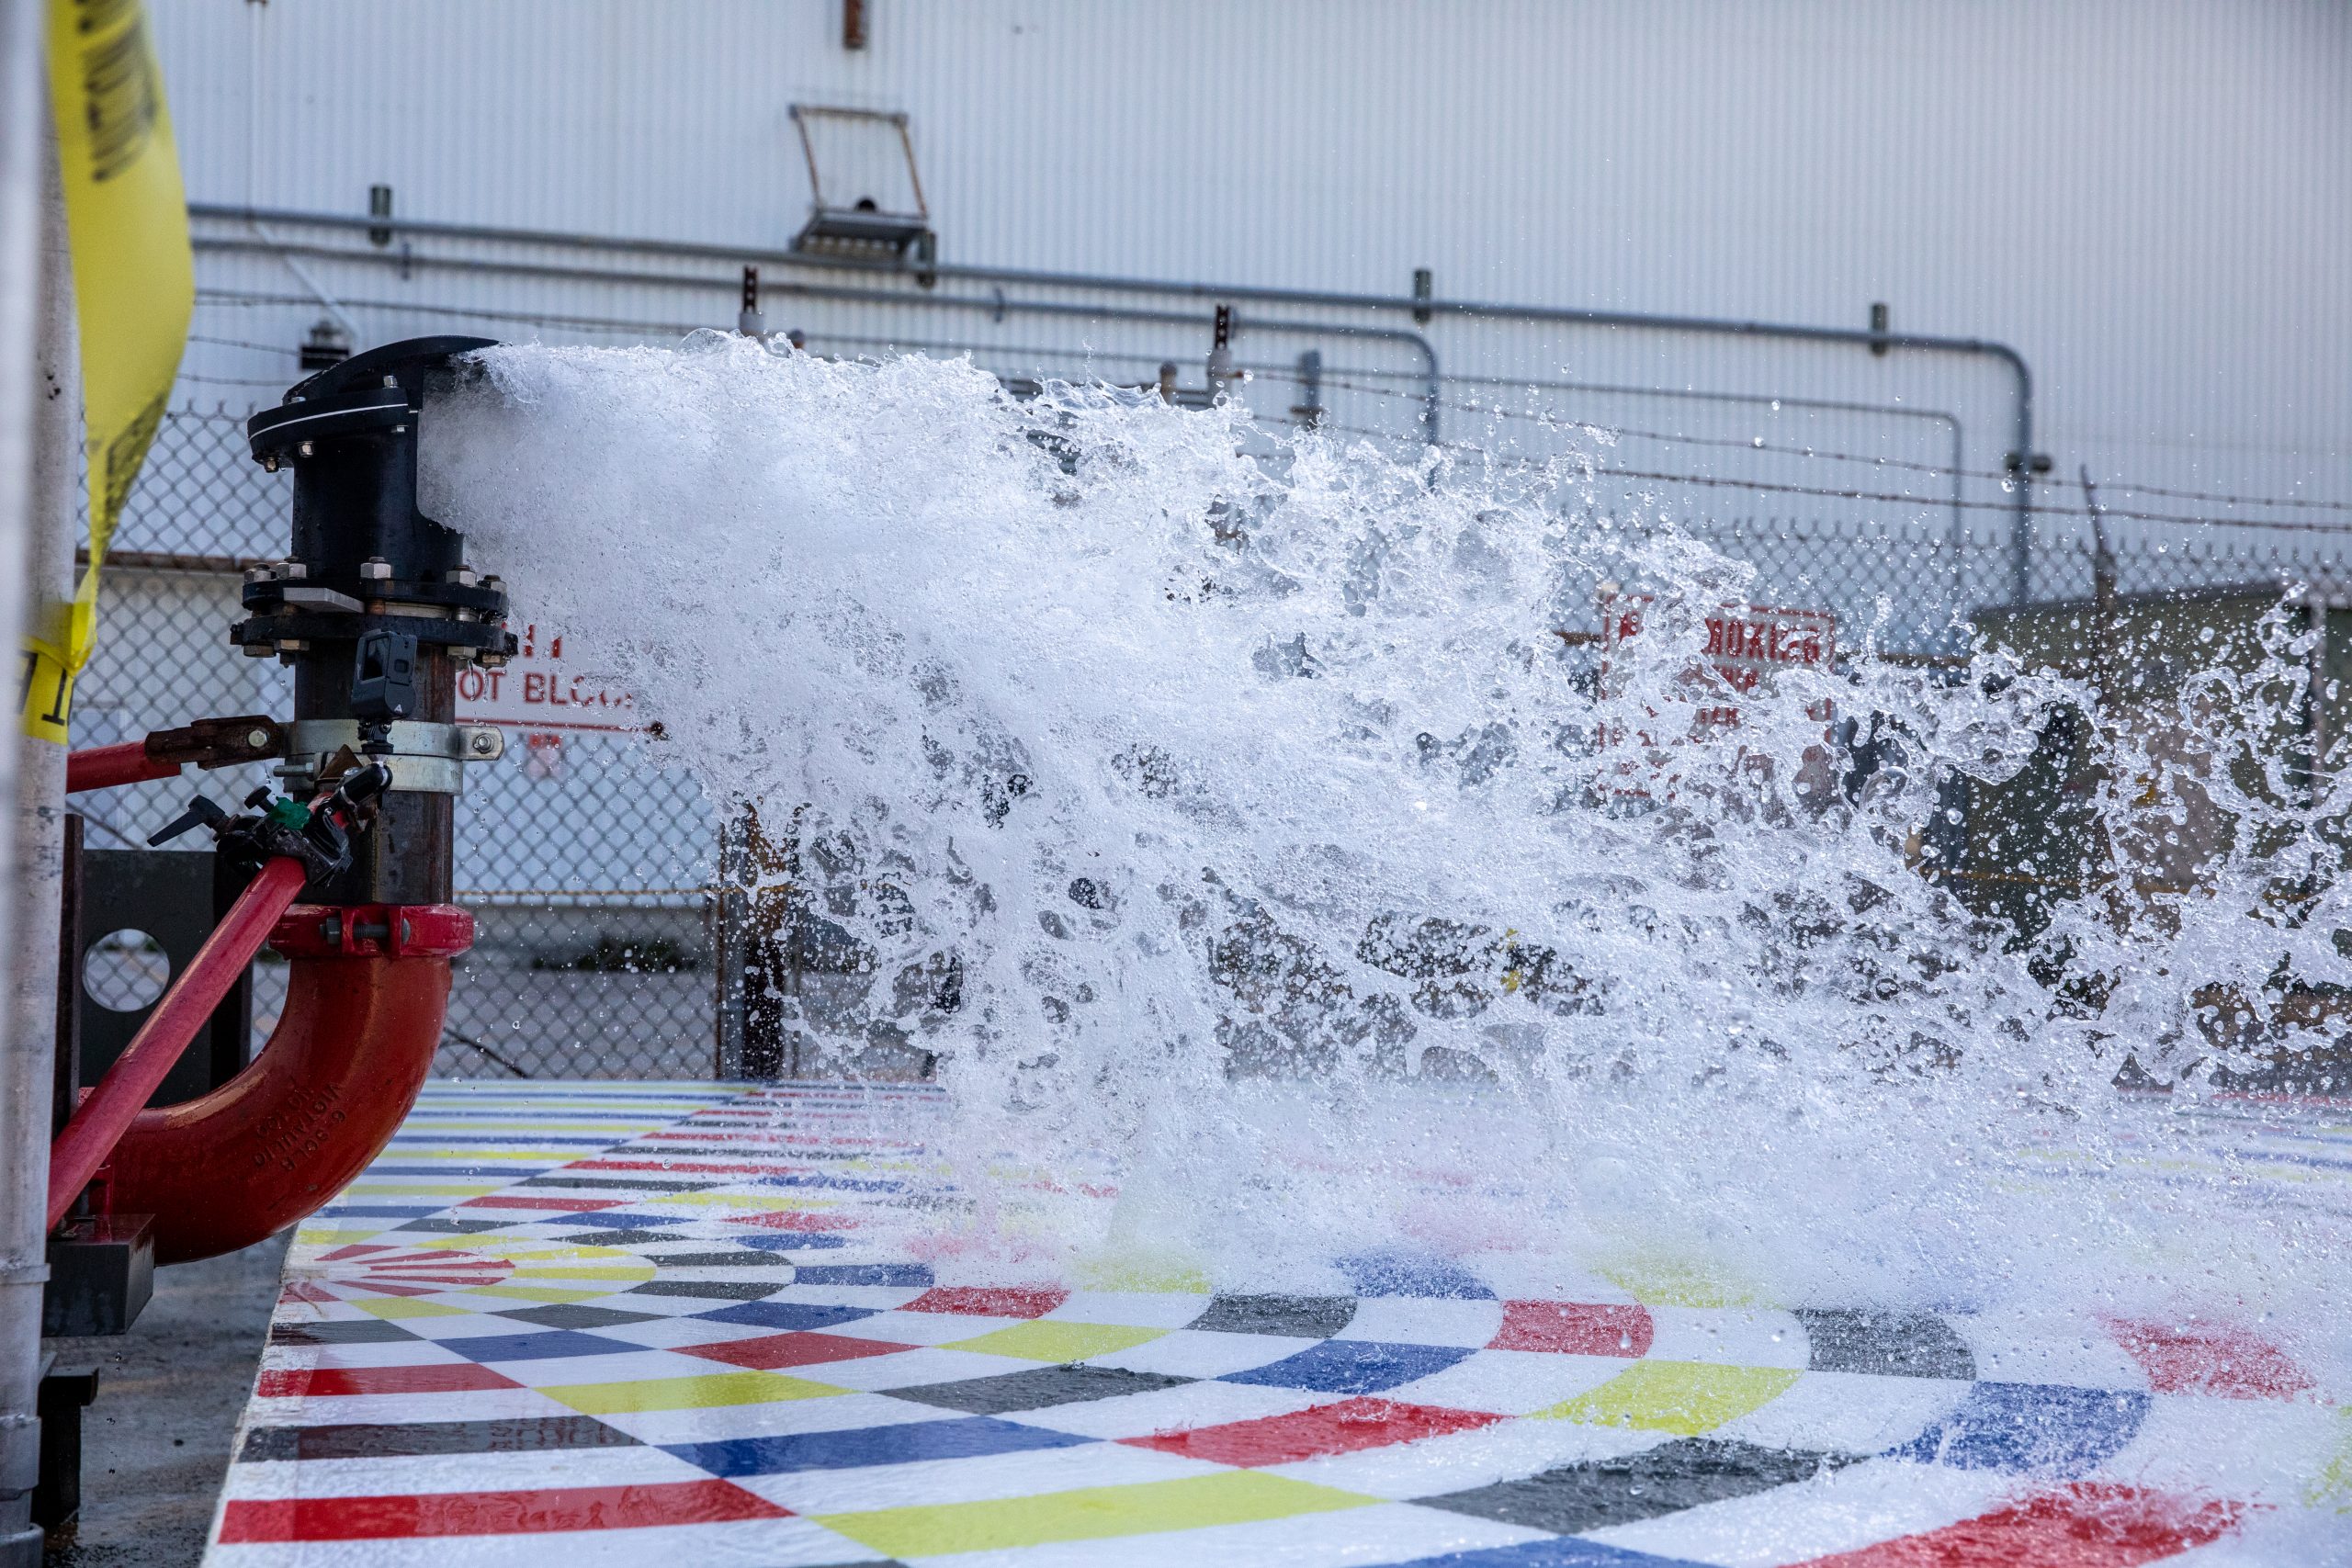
top-left (103, 905), bottom-right (472, 1266)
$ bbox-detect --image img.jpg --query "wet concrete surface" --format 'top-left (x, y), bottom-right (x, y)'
top-left (41, 1233), bottom-right (289, 1565)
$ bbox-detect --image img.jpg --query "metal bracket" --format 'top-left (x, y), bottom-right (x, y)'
top-left (142, 715), bottom-right (287, 773)
top-left (277, 719), bottom-right (504, 795)
top-left (41, 1216), bottom-right (153, 1337)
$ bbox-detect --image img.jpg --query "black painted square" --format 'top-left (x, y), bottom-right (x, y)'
top-left (516, 1176), bottom-right (721, 1193)
top-left (1795, 1309), bottom-right (1976, 1381)
top-left (884, 1364), bottom-right (1194, 1416)
top-left (1419, 1438), bottom-right (1851, 1535)
top-left (241, 1415), bottom-right (640, 1462)
top-left (627, 1280), bottom-right (782, 1301)
top-left (494, 1303), bottom-right (667, 1331)
top-left (1185, 1294), bottom-right (1356, 1338)
top-left (268, 1319), bottom-right (419, 1347)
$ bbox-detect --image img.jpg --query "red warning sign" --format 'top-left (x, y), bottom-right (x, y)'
top-left (454, 624), bottom-right (641, 736)
top-left (1599, 592), bottom-right (1836, 729)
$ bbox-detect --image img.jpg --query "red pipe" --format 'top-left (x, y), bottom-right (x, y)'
top-left (46, 857), bottom-right (311, 1230)
top-left (107, 904), bottom-right (472, 1265)
top-left (65, 741), bottom-right (179, 794)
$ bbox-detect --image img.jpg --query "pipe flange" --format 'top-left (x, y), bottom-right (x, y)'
top-left (277, 718), bottom-right (504, 795)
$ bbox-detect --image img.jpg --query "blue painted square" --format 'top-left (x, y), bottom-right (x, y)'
top-left (729, 1232), bottom-right (851, 1253)
top-left (1336, 1251), bottom-right (1496, 1300)
top-left (435, 1329), bottom-right (645, 1363)
top-left (1886, 1381), bottom-right (2149, 1475)
top-left (664, 1416), bottom-right (1091, 1477)
top-left (538, 1212), bottom-right (679, 1232)
top-left (1221, 1339), bottom-right (1475, 1394)
top-left (757, 1173), bottom-right (906, 1193)
top-left (1396, 1540), bottom-right (1716, 1567)
top-left (792, 1263), bottom-right (933, 1288)
top-left (692, 1300), bottom-right (877, 1332)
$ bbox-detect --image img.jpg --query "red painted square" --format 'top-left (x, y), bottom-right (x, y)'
top-left (1123, 1396), bottom-right (1502, 1466)
top-left (319, 1244), bottom-right (401, 1262)
top-left (1489, 1301), bottom-right (1653, 1357)
top-left (218, 1479), bottom-right (788, 1542)
top-left (255, 1363), bottom-right (522, 1399)
top-left (2107, 1319), bottom-right (2312, 1401)
top-left (1792, 1482), bottom-right (2248, 1567)
top-left (730, 1209), bottom-right (861, 1233)
top-left (678, 1331), bottom-right (915, 1371)
top-left (903, 1285), bottom-right (1069, 1318)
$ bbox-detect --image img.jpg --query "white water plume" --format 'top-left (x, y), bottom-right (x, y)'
top-left (423, 336), bottom-right (2352, 1350)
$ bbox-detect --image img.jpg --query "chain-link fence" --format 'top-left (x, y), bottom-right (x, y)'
top-left (77, 384), bottom-right (2352, 1081)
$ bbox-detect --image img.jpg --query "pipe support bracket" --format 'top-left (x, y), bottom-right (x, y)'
top-left (277, 718), bottom-right (503, 795)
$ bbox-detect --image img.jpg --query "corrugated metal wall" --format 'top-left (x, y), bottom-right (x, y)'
top-left (150, 0), bottom-right (2352, 504)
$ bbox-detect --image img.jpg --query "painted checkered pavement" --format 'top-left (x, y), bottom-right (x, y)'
top-left (206, 1082), bottom-right (2352, 1564)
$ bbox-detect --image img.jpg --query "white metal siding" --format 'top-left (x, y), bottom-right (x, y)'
top-left (150, 1), bottom-right (2352, 501)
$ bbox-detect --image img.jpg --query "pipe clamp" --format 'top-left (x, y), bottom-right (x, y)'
top-left (270, 903), bottom-right (476, 960)
top-left (277, 719), bottom-right (504, 795)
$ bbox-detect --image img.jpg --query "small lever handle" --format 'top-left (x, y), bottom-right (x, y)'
top-left (148, 795), bottom-right (230, 848)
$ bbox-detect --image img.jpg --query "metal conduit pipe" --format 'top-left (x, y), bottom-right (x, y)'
top-left (188, 233), bottom-right (1450, 444)
top-left (83, 336), bottom-right (514, 1265)
top-left (187, 203), bottom-right (2035, 587)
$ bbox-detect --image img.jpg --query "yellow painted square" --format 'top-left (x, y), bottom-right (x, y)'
top-left (540, 1371), bottom-right (844, 1415)
top-left (944, 1321), bottom-right (1168, 1361)
top-left (2309, 1409), bottom-right (2352, 1510)
top-left (351, 1296), bottom-right (469, 1320)
top-left (1534, 1359), bottom-right (1800, 1436)
top-left (1596, 1254), bottom-right (1755, 1308)
top-left (1072, 1252), bottom-right (1212, 1293)
top-left (818, 1471), bottom-right (1373, 1557)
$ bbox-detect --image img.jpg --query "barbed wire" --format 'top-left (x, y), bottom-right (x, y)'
top-left (1297, 416), bottom-right (2352, 536)
top-left (190, 289), bottom-right (2351, 526)
top-left (1306, 372), bottom-right (2352, 518)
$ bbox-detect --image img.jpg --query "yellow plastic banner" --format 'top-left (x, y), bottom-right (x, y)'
top-left (23, 0), bottom-right (193, 742)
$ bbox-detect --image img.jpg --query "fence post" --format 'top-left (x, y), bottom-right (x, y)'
top-left (711, 818), bottom-right (739, 1078)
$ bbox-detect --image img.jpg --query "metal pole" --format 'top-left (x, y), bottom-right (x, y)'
top-left (0, 7), bottom-right (57, 1550)
top-left (2008, 369), bottom-right (2038, 606)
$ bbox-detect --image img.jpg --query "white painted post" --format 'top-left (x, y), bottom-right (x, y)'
top-left (0, 2), bottom-right (52, 1558)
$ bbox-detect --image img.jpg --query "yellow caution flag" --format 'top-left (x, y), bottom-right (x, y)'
top-left (23, 0), bottom-right (194, 741)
